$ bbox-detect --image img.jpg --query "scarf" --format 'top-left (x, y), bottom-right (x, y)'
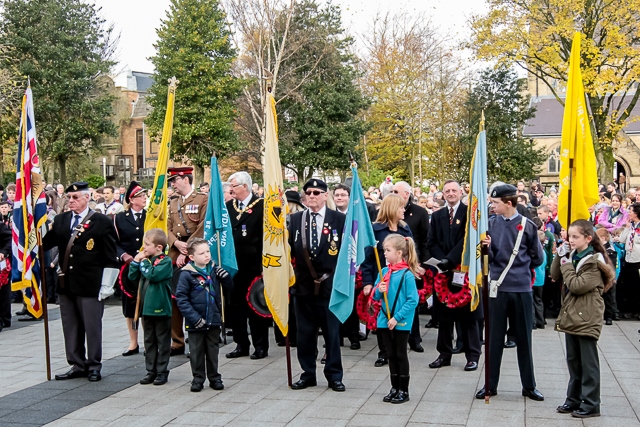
top-left (381, 261), bottom-right (410, 286)
top-left (608, 208), bottom-right (622, 222)
top-left (191, 262), bottom-right (216, 300)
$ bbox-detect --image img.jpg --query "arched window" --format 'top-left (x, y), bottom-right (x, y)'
top-left (548, 146), bottom-right (560, 173)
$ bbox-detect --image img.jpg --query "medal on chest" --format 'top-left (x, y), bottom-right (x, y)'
top-left (328, 240), bottom-right (338, 256)
top-left (242, 224), bottom-right (247, 237)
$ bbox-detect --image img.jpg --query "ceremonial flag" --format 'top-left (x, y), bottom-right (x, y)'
top-left (204, 156), bottom-right (237, 277)
top-left (11, 85), bottom-right (48, 318)
top-left (144, 77), bottom-right (178, 234)
top-left (329, 164), bottom-right (377, 323)
top-left (461, 113), bottom-right (488, 312)
top-left (262, 92), bottom-right (295, 335)
top-left (557, 32), bottom-right (599, 228)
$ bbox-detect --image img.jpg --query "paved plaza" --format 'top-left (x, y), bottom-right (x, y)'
top-left (1, 300), bottom-right (639, 427)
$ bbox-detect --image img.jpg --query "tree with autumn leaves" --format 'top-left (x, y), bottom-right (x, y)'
top-left (469, 0), bottom-right (640, 182)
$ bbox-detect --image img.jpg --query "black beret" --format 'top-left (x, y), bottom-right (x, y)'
top-left (490, 184), bottom-right (517, 198)
top-left (303, 179), bottom-right (328, 193)
top-left (65, 182), bottom-right (89, 193)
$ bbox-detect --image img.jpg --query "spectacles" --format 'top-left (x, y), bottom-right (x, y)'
top-left (391, 190), bottom-right (407, 194)
top-left (305, 190), bottom-right (325, 196)
top-left (232, 184), bottom-right (244, 188)
top-left (66, 195), bottom-right (84, 200)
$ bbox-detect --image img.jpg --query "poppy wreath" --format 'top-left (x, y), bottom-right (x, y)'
top-left (356, 288), bottom-right (381, 331)
top-left (433, 270), bottom-right (471, 309)
top-left (418, 268), bottom-right (434, 304)
top-left (0, 262), bottom-right (10, 287)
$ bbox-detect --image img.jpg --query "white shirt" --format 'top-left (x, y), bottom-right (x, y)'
top-left (239, 193), bottom-right (253, 209)
top-left (131, 208), bottom-right (144, 221)
top-left (308, 205), bottom-right (327, 242)
top-left (446, 201), bottom-right (461, 219)
top-left (97, 199), bottom-right (124, 215)
top-left (70, 206), bottom-right (90, 229)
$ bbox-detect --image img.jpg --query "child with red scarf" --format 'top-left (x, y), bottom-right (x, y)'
top-left (373, 234), bottom-right (419, 404)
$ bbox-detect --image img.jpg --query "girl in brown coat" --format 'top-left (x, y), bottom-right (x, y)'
top-left (551, 219), bottom-right (615, 419)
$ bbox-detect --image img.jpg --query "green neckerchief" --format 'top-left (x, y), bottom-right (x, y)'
top-left (191, 261), bottom-right (213, 278)
top-left (572, 246), bottom-right (594, 267)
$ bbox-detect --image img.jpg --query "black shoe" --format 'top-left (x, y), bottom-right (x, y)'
top-left (55, 369), bottom-right (88, 380)
top-left (226, 330), bottom-right (233, 336)
top-left (15, 308), bottom-right (28, 316)
top-left (504, 340), bottom-right (516, 349)
top-left (384, 374), bottom-right (399, 402)
top-left (374, 358), bottom-right (388, 367)
top-left (291, 379), bottom-right (317, 390)
top-left (190, 382), bottom-right (204, 392)
top-left (350, 342), bottom-right (361, 350)
top-left (153, 374), bottom-right (168, 385)
top-left (429, 358), bottom-right (451, 369)
top-left (571, 409), bottom-right (600, 418)
top-left (87, 370), bottom-right (101, 382)
top-left (410, 344), bottom-right (424, 353)
top-left (522, 388), bottom-right (544, 401)
top-left (140, 373), bottom-right (156, 385)
top-left (605, 318), bottom-right (613, 325)
top-left (475, 388), bottom-right (497, 399)
top-left (250, 350), bottom-right (268, 360)
top-left (425, 319), bottom-right (438, 328)
top-left (18, 315), bottom-right (40, 322)
top-left (170, 347), bottom-right (185, 357)
top-left (464, 361), bottom-right (478, 371)
top-left (276, 341), bottom-right (286, 347)
top-left (328, 380), bottom-right (346, 392)
top-left (536, 324), bottom-right (546, 329)
top-left (451, 346), bottom-right (463, 354)
top-left (557, 404), bottom-right (579, 414)
top-left (210, 380), bottom-right (224, 390)
top-left (390, 390), bottom-right (410, 404)
top-left (226, 348), bottom-right (249, 358)
top-left (612, 314), bottom-right (620, 321)
top-left (122, 346), bottom-right (140, 356)
top-left (383, 388), bottom-right (398, 402)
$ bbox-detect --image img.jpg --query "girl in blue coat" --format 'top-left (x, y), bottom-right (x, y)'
top-left (373, 234), bottom-right (420, 404)
top-left (176, 238), bottom-right (233, 393)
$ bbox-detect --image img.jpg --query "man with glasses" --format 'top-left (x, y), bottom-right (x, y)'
top-left (167, 167), bottom-right (208, 356)
top-left (43, 182), bottom-right (119, 382)
top-left (289, 179), bottom-right (347, 392)
top-left (225, 171), bottom-right (269, 360)
top-left (391, 181), bottom-right (430, 352)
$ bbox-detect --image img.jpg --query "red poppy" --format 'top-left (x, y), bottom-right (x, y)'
top-left (247, 209), bottom-right (253, 214)
top-left (516, 224), bottom-right (524, 231)
top-left (83, 223), bottom-right (90, 229)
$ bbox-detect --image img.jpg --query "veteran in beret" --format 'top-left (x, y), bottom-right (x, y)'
top-left (167, 167), bottom-right (208, 356)
top-left (43, 182), bottom-right (120, 382)
top-left (288, 179), bottom-right (347, 392)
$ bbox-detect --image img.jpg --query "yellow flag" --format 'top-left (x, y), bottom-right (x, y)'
top-left (144, 77), bottom-right (178, 234)
top-left (557, 33), bottom-right (599, 229)
top-left (262, 92), bottom-right (295, 335)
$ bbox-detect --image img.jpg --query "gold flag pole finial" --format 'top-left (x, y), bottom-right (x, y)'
top-left (479, 110), bottom-right (485, 132)
top-left (168, 76), bottom-right (179, 91)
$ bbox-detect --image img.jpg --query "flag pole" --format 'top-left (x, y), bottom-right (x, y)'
top-left (373, 245), bottom-right (391, 320)
top-left (37, 240), bottom-right (51, 380)
top-left (481, 245), bottom-right (490, 403)
top-left (215, 230), bottom-right (227, 346)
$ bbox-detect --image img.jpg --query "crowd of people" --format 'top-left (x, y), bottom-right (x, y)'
top-left (0, 171), bottom-right (637, 419)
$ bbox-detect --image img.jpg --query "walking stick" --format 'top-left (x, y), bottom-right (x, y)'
top-left (373, 245), bottom-right (390, 320)
top-left (216, 231), bottom-right (227, 345)
top-left (481, 244), bottom-right (490, 404)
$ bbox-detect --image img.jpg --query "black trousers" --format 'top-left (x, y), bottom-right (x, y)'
top-left (532, 286), bottom-right (545, 327)
top-left (188, 327), bottom-right (221, 385)
top-left (603, 282), bottom-right (618, 319)
top-left (143, 316), bottom-right (172, 376)
top-left (380, 329), bottom-right (410, 376)
top-left (59, 294), bottom-right (104, 372)
top-left (0, 283), bottom-right (11, 328)
top-left (341, 288), bottom-right (361, 345)
top-left (617, 262), bottom-right (640, 314)
top-left (230, 272), bottom-right (270, 352)
top-left (274, 301), bottom-right (297, 346)
top-left (542, 276), bottom-right (561, 317)
top-left (488, 291), bottom-right (536, 390)
top-left (437, 319), bottom-right (481, 363)
top-left (565, 334), bottom-right (600, 413)
top-left (45, 267), bottom-right (58, 303)
top-left (294, 295), bottom-right (343, 383)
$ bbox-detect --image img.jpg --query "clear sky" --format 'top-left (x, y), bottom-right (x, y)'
top-left (94, 0), bottom-right (487, 86)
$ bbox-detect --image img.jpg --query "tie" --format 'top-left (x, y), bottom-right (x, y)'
top-left (71, 214), bottom-right (81, 230)
top-left (135, 213), bottom-right (140, 224)
top-left (310, 212), bottom-right (319, 256)
top-left (238, 201), bottom-right (244, 210)
top-left (449, 207), bottom-right (454, 225)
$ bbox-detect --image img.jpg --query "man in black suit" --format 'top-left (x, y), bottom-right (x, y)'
top-left (289, 179), bottom-right (346, 392)
top-left (43, 182), bottom-right (119, 382)
top-left (392, 181), bottom-right (430, 352)
top-left (426, 180), bottom-right (482, 372)
top-left (114, 181), bottom-right (147, 356)
top-left (225, 171), bottom-right (269, 360)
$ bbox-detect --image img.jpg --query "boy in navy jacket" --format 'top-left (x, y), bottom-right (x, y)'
top-left (176, 238), bottom-right (233, 392)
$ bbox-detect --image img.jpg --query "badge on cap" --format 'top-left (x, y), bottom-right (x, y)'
top-left (313, 180), bottom-right (317, 187)
top-left (73, 185), bottom-right (77, 191)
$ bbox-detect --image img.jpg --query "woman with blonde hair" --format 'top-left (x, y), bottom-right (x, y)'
top-left (361, 194), bottom-right (413, 367)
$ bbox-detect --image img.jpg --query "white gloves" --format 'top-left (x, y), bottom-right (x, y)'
top-left (98, 268), bottom-right (119, 301)
top-left (556, 242), bottom-right (571, 257)
top-left (98, 285), bottom-right (115, 301)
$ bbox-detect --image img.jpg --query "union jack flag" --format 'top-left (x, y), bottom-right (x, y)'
top-left (11, 85), bottom-right (48, 318)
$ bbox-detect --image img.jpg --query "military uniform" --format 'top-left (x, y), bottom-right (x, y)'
top-left (42, 182), bottom-right (119, 378)
top-left (167, 189), bottom-right (208, 352)
top-left (114, 206), bottom-right (146, 319)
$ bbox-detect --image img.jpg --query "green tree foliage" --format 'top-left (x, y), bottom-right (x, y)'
top-left (146, 0), bottom-right (246, 179)
top-left (275, 0), bottom-right (369, 183)
top-left (0, 0), bottom-right (118, 184)
top-left (464, 67), bottom-right (546, 183)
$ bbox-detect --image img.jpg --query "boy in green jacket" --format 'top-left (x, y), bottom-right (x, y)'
top-left (129, 228), bottom-right (173, 386)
